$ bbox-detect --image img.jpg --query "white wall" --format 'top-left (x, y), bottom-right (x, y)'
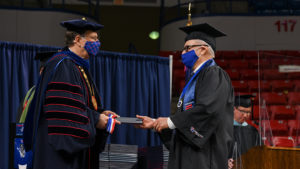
top-left (160, 16), bottom-right (300, 51)
top-left (0, 9), bottom-right (97, 47)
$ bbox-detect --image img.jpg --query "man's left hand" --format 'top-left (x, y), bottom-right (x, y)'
top-left (102, 110), bottom-right (119, 117)
top-left (153, 117), bottom-right (168, 132)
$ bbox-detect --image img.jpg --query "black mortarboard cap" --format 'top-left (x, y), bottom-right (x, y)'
top-left (234, 94), bottom-right (254, 108)
top-left (60, 18), bottom-right (104, 34)
top-left (34, 51), bottom-right (57, 68)
top-left (179, 23), bottom-right (226, 52)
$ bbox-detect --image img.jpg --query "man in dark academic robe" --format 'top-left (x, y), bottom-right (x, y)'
top-left (228, 95), bottom-right (261, 169)
top-left (23, 18), bottom-right (120, 169)
top-left (137, 23), bottom-right (234, 169)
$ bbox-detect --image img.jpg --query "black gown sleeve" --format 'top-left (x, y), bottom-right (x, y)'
top-left (43, 59), bottom-right (103, 154)
top-left (159, 128), bottom-right (173, 150)
top-left (170, 66), bottom-right (233, 149)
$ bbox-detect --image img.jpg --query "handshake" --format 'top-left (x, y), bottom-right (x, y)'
top-left (96, 111), bottom-right (170, 133)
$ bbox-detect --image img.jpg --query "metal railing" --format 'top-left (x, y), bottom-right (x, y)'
top-left (160, 0), bottom-right (300, 28)
top-left (0, 0), bottom-right (100, 21)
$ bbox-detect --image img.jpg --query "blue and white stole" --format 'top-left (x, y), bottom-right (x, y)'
top-left (177, 59), bottom-right (216, 110)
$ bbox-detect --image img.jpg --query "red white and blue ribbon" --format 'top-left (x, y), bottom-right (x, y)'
top-left (106, 114), bottom-right (117, 134)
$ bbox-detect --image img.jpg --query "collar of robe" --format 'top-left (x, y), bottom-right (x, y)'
top-left (64, 50), bottom-right (90, 70)
top-left (233, 120), bottom-right (248, 126)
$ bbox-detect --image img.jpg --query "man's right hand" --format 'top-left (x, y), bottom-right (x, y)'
top-left (135, 115), bottom-right (155, 129)
top-left (96, 114), bottom-right (109, 129)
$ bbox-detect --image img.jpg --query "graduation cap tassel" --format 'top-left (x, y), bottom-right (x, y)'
top-left (186, 3), bottom-right (192, 26)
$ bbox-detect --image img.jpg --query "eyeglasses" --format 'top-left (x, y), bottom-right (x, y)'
top-left (81, 36), bottom-right (99, 41)
top-left (182, 44), bottom-right (208, 52)
top-left (237, 108), bottom-right (251, 114)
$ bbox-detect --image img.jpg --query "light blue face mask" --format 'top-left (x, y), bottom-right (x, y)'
top-left (181, 50), bottom-right (199, 69)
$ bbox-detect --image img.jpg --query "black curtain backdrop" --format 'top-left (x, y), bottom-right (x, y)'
top-left (0, 41), bottom-right (170, 169)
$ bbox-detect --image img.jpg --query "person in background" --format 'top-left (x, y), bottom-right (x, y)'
top-left (228, 95), bottom-right (261, 169)
top-left (16, 51), bottom-right (57, 123)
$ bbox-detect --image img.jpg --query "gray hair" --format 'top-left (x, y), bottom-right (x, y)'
top-left (197, 40), bottom-right (215, 58)
top-left (207, 45), bottom-right (215, 58)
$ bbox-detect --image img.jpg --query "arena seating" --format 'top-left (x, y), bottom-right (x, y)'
top-left (261, 120), bottom-right (289, 136)
top-left (270, 105), bottom-right (295, 120)
top-left (288, 120), bottom-right (300, 136)
top-left (272, 136), bottom-right (295, 147)
top-left (270, 80), bottom-right (294, 92)
top-left (261, 93), bottom-right (287, 105)
top-left (288, 92), bottom-right (300, 105)
top-left (248, 80), bottom-right (271, 92)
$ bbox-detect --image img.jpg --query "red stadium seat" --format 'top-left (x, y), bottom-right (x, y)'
top-left (225, 69), bottom-right (240, 80)
top-left (287, 72), bottom-right (300, 80)
top-left (294, 136), bottom-right (300, 147)
top-left (253, 105), bottom-right (270, 120)
top-left (248, 80), bottom-right (272, 92)
top-left (252, 106), bottom-right (260, 120)
top-left (270, 80), bottom-right (294, 92)
top-left (261, 93), bottom-right (287, 105)
top-left (173, 69), bottom-right (185, 80)
top-left (240, 69), bottom-right (260, 80)
top-left (261, 50), bottom-right (286, 59)
top-left (288, 92), bottom-right (300, 105)
top-left (287, 57), bottom-right (300, 65)
top-left (294, 80), bottom-right (300, 92)
top-left (173, 59), bottom-right (184, 69)
top-left (270, 105), bottom-right (295, 120)
top-left (288, 120), bottom-right (300, 136)
top-left (221, 51), bottom-right (242, 60)
top-left (296, 106), bottom-right (300, 119)
top-left (173, 69), bottom-right (185, 94)
top-left (232, 80), bottom-right (248, 92)
top-left (261, 120), bottom-right (288, 136)
top-left (262, 137), bottom-right (272, 146)
top-left (286, 50), bottom-right (300, 57)
top-left (248, 59), bottom-right (272, 69)
top-left (272, 136), bottom-right (295, 147)
top-left (172, 69), bottom-right (185, 95)
top-left (263, 69), bottom-right (287, 80)
top-left (271, 58), bottom-right (290, 69)
top-left (228, 60), bottom-right (249, 69)
top-left (215, 59), bottom-right (228, 69)
top-left (242, 51), bottom-right (259, 60)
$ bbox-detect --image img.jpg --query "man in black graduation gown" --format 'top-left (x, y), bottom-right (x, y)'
top-left (137, 23), bottom-right (234, 169)
top-left (23, 18), bottom-right (120, 169)
top-left (228, 95), bottom-right (261, 169)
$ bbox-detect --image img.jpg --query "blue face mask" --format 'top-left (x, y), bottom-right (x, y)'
top-left (181, 50), bottom-right (199, 69)
top-left (84, 40), bottom-right (101, 57)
